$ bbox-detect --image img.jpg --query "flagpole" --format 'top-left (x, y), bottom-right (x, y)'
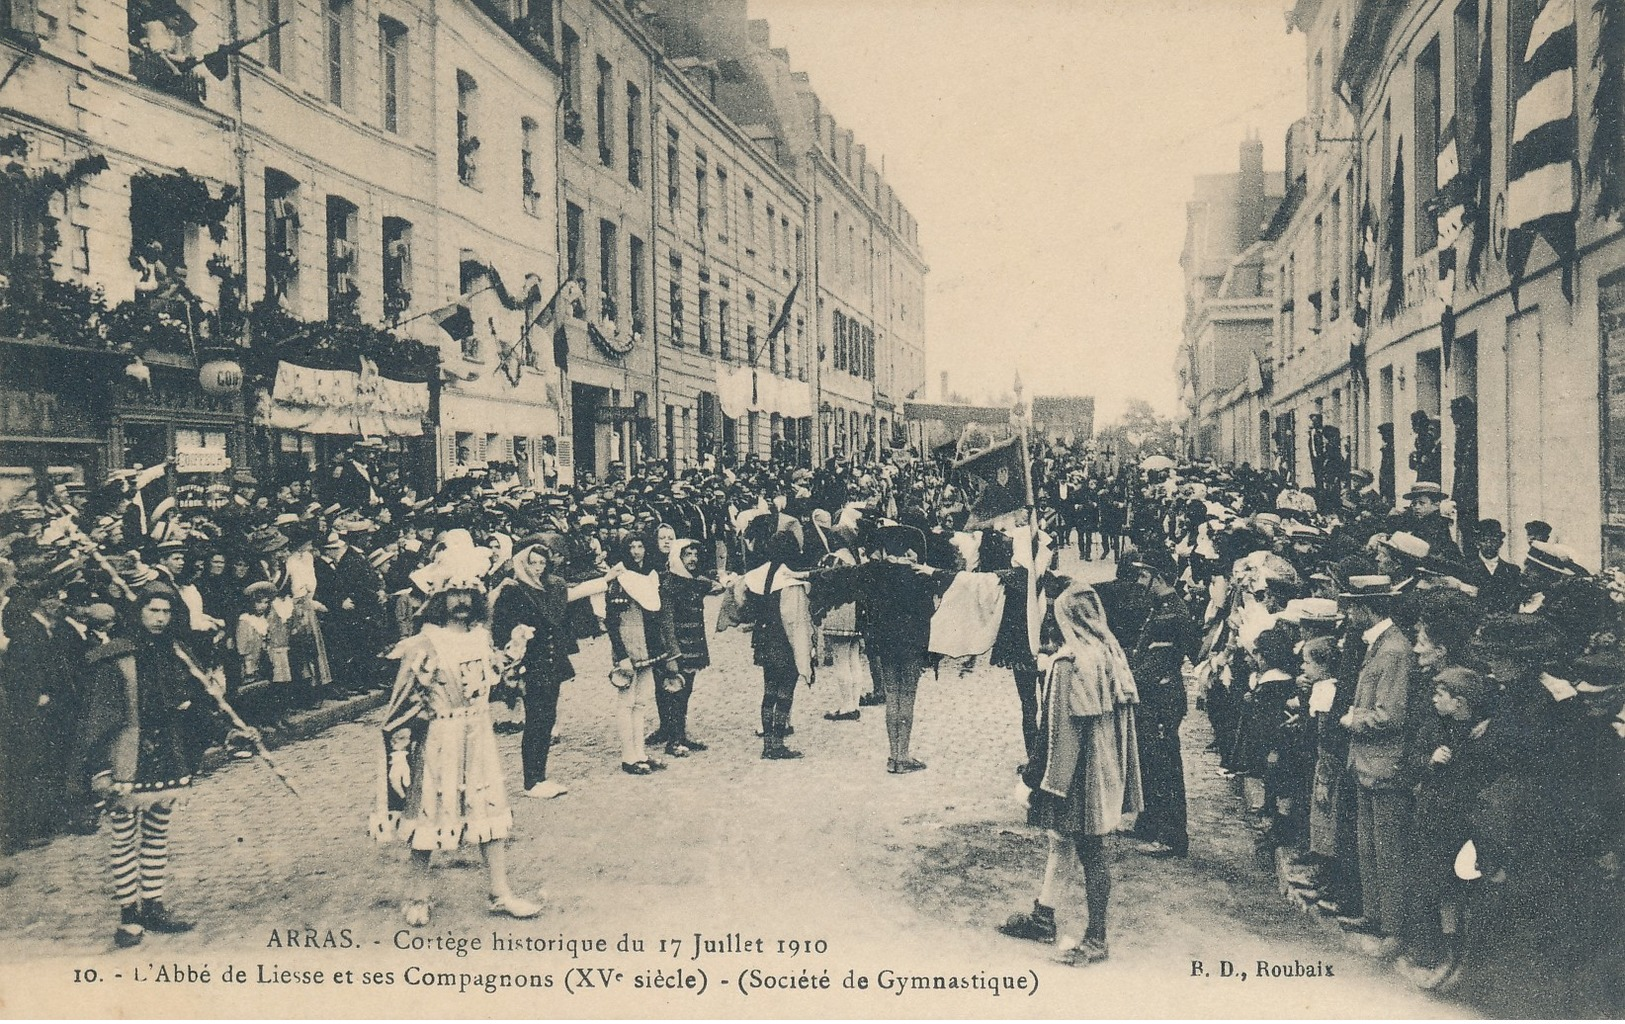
top-left (1016, 390), bottom-right (1041, 659)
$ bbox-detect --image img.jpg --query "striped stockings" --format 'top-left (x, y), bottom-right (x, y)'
top-left (106, 805), bottom-right (173, 907)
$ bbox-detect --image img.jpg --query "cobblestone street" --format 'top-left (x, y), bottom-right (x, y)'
top-left (0, 552), bottom-right (1469, 1017)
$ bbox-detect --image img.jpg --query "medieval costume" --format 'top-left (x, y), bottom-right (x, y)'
top-left (372, 530), bottom-right (540, 926)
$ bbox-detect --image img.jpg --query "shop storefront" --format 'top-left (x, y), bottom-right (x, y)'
top-left (253, 356), bottom-right (434, 497)
top-left (0, 339), bottom-right (117, 504)
top-left (0, 338), bottom-right (246, 505)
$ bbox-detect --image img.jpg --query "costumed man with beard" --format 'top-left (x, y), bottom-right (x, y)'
top-left (373, 530), bottom-right (542, 926)
top-left (1123, 551), bottom-right (1198, 859)
top-left (73, 584), bottom-right (256, 947)
top-left (491, 533), bottom-right (619, 799)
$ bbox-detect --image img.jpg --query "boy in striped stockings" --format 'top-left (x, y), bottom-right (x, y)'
top-left (76, 585), bottom-right (243, 948)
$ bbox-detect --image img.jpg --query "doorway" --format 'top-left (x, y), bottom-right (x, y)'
top-left (572, 382), bottom-right (608, 483)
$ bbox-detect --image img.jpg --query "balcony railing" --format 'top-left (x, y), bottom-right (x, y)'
top-left (130, 50), bottom-right (206, 105)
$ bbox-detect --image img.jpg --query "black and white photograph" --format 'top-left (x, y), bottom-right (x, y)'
top-left (0, 0), bottom-right (1620, 1017)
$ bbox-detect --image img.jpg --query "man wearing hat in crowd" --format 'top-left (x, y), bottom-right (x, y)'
top-left (1, 558), bottom-right (82, 850)
top-left (1463, 518), bottom-right (1523, 613)
top-left (1395, 482), bottom-right (1458, 560)
top-left (1336, 574), bottom-right (1419, 957)
top-left (1519, 540), bottom-right (1588, 613)
top-left (318, 517), bottom-right (388, 696)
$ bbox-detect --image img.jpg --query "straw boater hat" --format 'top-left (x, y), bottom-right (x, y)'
top-left (1338, 574), bottom-right (1401, 600)
top-left (1525, 541), bottom-right (1587, 578)
top-left (1404, 481), bottom-right (1447, 501)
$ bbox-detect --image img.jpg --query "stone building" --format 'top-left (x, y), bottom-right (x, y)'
top-left (1176, 137), bottom-right (1285, 467)
top-left (0, 0), bottom-right (249, 502)
top-left (650, 49), bottom-right (811, 470)
top-left (646, 0), bottom-right (929, 465)
top-left (553, 0), bottom-right (660, 482)
top-left (1266, 0), bottom-right (1625, 568)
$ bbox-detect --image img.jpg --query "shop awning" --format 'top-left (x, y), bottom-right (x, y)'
top-left (258, 358), bottom-right (429, 436)
top-left (716, 366), bottom-right (812, 419)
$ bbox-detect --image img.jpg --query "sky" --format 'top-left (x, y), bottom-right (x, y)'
top-left (745, 0), bottom-right (1307, 423)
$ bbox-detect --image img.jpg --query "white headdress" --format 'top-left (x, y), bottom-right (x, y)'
top-left (410, 528), bottom-right (496, 596)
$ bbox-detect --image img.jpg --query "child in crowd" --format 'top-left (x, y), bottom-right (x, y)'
top-left (1403, 665), bottom-right (1495, 975)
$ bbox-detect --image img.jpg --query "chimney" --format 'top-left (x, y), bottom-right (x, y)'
top-left (1236, 134), bottom-right (1267, 247)
top-left (940, 371), bottom-right (949, 401)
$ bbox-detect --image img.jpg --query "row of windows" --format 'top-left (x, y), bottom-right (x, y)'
top-left (1286, 0), bottom-right (1557, 360)
top-left (830, 310), bottom-right (876, 382)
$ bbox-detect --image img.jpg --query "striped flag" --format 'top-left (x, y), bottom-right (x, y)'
top-left (1505, 0), bottom-right (1578, 305)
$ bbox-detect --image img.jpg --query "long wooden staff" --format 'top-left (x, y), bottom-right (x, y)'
top-left (171, 642), bottom-right (303, 799)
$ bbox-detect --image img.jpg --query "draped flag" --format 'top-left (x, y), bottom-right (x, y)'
top-left (1380, 139), bottom-right (1406, 322)
top-left (1353, 196), bottom-right (1377, 329)
top-left (428, 300), bottom-right (473, 346)
top-left (113, 460), bottom-right (172, 541)
top-left (955, 437), bottom-right (1029, 529)
top-left (1466, 0), bottom-right (1495, 286)
top-left (1429, 116), bottom-right (1470, 363)
top-left (1505, 0), bottom-right (1578, 306)
top-left (764, 277), bottom-right (800, 346)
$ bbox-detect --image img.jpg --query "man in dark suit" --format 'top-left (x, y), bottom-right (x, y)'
top-left (317, 522), bottom-right (386, 693)
top-left (1396, 482), bottom-right (1458, 558)
top-left (1464, 518), bottom-right (1523, 613)
top-left (1, 571), bottom-right (83, 850)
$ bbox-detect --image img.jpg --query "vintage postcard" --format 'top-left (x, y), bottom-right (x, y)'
top-left (0, 0), bottom-right (1619, 1018)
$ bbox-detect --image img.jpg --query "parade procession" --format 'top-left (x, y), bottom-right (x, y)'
top-left (2, 0), bottom-right (1625, 1020)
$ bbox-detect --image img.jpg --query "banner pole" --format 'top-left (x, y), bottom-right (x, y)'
top-left (1018, 409), bottom-right (1041, 658)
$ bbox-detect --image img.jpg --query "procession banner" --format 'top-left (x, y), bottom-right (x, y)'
top-left (260, 360), bottom-right (429, 437)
